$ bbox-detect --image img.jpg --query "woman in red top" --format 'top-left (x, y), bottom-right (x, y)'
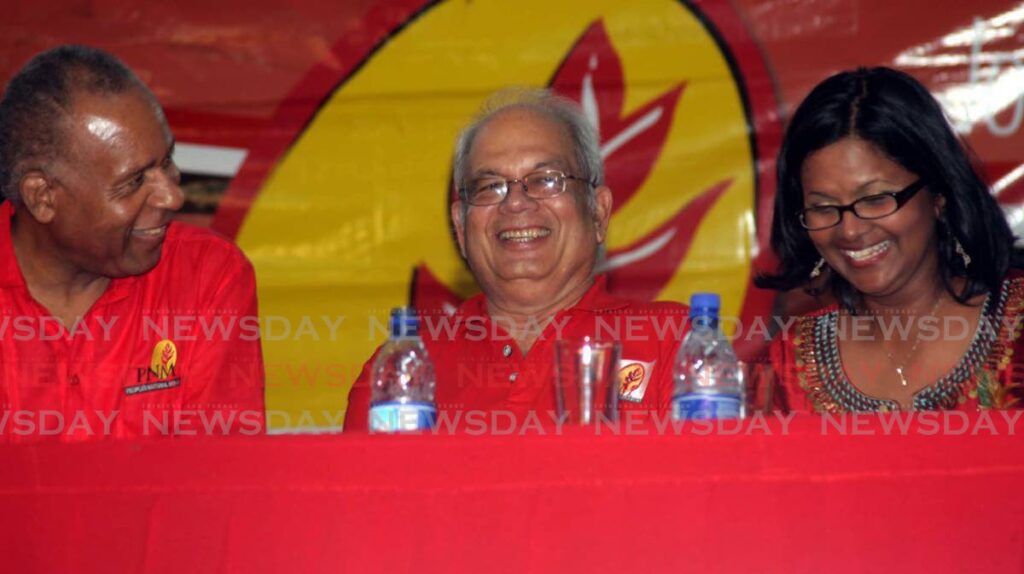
top-left (757, 67), bottom-right (1024, 413)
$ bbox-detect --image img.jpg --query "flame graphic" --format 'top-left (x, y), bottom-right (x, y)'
top-left (161, 343), bottom-right (174, 367)
top-left (150, 339), bottom-right (178, 375)
top-left (414, 20), bottom-right (727, 312)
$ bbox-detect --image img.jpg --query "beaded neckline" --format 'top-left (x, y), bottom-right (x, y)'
top-left (798, 279), bottom-right (1013, 412)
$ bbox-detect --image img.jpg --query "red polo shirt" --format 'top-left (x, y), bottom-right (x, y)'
top-left (344, 276), bottom-right (688, 431)
top-left (0, 202), bottom-right (265, 441)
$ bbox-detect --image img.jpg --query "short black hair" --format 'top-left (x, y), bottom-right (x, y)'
top-left (0, 44), bottom-right (150, 204)
top-left (755, 66), bottom-right (1023, 310)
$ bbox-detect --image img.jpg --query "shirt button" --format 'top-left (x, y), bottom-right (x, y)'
top-left (502, 344), bottom-right (513, 358)
top-left (509, 372), bottom-right (518, 383)
top-left (69, 375), bottom-right (80, 386)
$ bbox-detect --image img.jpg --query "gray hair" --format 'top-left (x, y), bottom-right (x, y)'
top-left (451, 88), bottom-right (604, 215)
top-left (0, 45), bottom-right (154, 205)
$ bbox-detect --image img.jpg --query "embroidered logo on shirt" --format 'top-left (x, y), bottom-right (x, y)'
top-left (151, 339), bottom-right (178, 374)
top-left (618, 359), bottom-right (655, 403)
top-left (125, 339), bottom-right (182, 396)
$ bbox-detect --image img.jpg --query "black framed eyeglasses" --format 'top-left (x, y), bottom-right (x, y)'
top-left (460, 169), bottom-right (594, 206)
top-left (798, 179), bottom-right (926, 231)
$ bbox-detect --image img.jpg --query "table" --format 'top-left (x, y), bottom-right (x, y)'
top-left (2, 412), bottom-right (1023, 573)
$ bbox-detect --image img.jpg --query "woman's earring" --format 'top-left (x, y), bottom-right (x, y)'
top-left (809, 257), bottom-right (826, 279)
top-left (954, 237), bottom-right (972, 268)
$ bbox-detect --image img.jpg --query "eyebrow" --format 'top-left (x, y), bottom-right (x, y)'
top-left (470, 169), bottom-right (502, 179)
top-left (805, 178), bottom-right (898, 201)
top-left (470, 159), bottom-right (570, 179)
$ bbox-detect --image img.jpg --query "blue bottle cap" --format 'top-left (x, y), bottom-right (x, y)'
top-left (689, 293), bottom-right (720, 319)
top-left (390, 307), bottom-right (419, 338)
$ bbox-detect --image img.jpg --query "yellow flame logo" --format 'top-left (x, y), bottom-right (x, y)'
top-left (237, 0), bottom-right (766, 426)
top-left (150, 339), bottom-right (178, 376)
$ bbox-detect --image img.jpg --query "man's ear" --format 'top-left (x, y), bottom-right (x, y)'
top-left (18, 170), bottom-right (57, 224)
top-left (451, 199), bottom-right (467, 258)
top-left (593, 185), bottom-right (613, 243)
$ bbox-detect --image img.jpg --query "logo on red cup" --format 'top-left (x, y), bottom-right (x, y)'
top-left (618, 360), bottom-right (656, 403)
top-left (619, 362), bottom-right (646, 394)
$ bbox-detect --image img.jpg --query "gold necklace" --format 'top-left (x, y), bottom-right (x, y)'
top-left (883, 295), bottom-right (943, 387)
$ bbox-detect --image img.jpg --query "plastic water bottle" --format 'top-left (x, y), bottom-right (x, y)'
top-left (368, 307), bottom-right (437, 433)
top-left (672, 293), bottom-right (743, 420)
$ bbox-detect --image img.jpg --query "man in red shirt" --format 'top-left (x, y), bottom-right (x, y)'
top-left (345, 90), bottom-right (687, 431)
top-left (0, 45), bottom-right (264, 441)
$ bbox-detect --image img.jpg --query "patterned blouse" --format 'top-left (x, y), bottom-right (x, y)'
top-left (770, 275), bottom-right (1024, 413)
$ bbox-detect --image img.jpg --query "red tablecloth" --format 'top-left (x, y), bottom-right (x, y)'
top-left (2, 413), bottom-right (1023, 573)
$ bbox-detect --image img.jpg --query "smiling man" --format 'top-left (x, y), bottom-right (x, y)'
top-left (345, 89), bottom-right (687, 431)
top-left (0, 46), bottom-right (265, 441)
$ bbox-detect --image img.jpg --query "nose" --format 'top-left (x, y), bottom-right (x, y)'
top-left (835, 209), bottom-right (871, 240)
top-left (149, 164), bottom-right (185, 212)
top-left (498, 179), bottom-right (538, 213)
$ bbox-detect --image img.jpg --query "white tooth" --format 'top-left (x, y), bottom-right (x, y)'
top-left (135, 226), bottom-right (166, 237)
top-left (844, 240), bottom-right (890, 261)
top-left (499, 228), bottom-right (550, 241)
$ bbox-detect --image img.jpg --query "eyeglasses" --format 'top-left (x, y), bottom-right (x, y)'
top-left (798, 179), bottom-right (926, 231)
top-left (460, 169), bottom-right (593, 206)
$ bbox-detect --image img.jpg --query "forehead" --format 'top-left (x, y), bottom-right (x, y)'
top-left (62, 88), bottom-right (169, 164)
top-left (468, 108), bottom-right (577, 173)
top-left (801, 137), bottom-right (909, 189)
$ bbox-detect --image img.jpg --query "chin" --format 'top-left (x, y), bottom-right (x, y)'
top-left (118, 254), bottom-right (163, 277)
top-left (498, 264), bottom-right (555, 282)
top-left (850, 279), bottom-right (900, 300)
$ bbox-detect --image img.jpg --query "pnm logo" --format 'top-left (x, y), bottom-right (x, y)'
top-left (126, 340), bottom-right (182, 396)
top-left (134, 339), bottom-right (179, 384)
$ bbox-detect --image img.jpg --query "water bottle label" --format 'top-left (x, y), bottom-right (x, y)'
top-left (672, 393), bottom-right (741, 420)
top-left (369, 401), bottom-right (436, 433)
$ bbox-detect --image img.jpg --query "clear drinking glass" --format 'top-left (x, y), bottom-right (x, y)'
top-left (554, 338), bottom-right (621, 425)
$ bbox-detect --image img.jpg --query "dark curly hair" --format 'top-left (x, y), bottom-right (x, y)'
top-left (0, 45), bottom-right (150, 204)
top-left (755, 66), bottom-right (1024, 311)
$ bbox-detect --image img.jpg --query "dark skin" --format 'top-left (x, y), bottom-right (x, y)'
top-left (802, 137), bottom-right (985, 409)
top-left (11, 87), bottom-right (184, 327)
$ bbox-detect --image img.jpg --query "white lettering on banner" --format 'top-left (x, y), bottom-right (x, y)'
top-left (548, 316), bottom-right (572, 341)
top-left (878, 412), bottom-right (915, 435)
top-left (819, 411), bottom-right (1024, 436)
top-left (1001, 409), bottom-right (1023, 434)
top-left (971, 17), bottom-right (1024, 137)
top-left (321, 315), bottom-right (346, 341)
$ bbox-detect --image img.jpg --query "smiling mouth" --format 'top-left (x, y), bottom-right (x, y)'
top-left (498, 227), bottom-right (551, 242)
top-left (132, 225), bottom-right (168, 238)
top-left (842, 240), bottom-right (891, 262)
